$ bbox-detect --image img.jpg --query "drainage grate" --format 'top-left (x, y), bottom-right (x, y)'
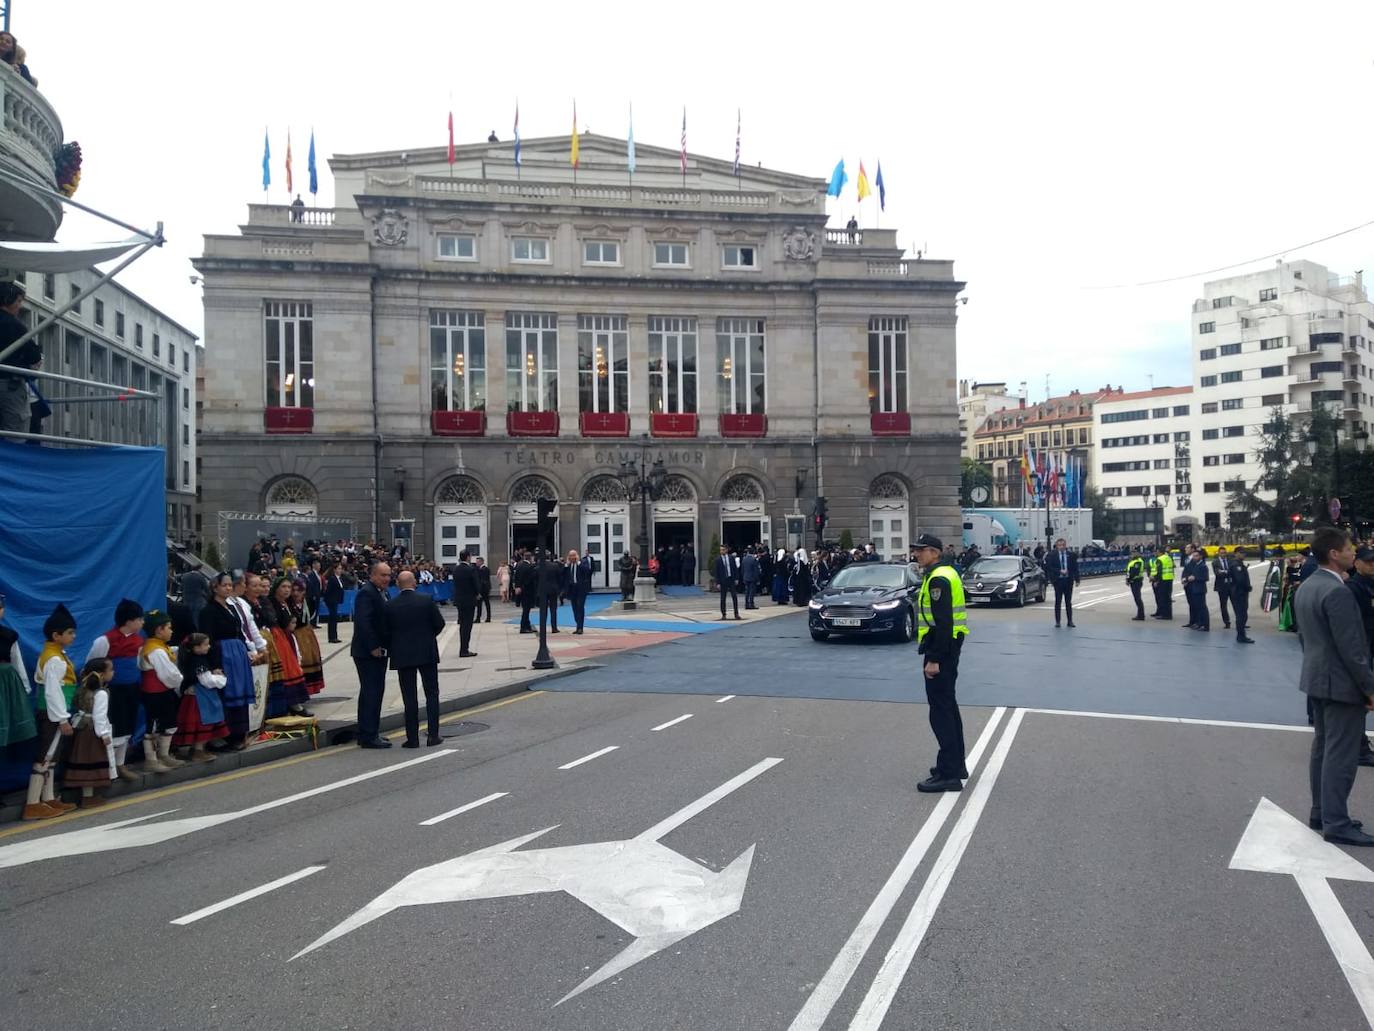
top-left (435, 667), bottom-right (470, 673)
top-left (495, 665), bottom-right (526, 671)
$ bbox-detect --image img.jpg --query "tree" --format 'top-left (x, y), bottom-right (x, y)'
top-left (960, 458), bottom-right (993, 507)
top-left (202, 539), bottom-right (222, 572)
top-left (838, 528), bottom-right (854, 553)
top-left (1084, 486), bottom-right (1119, 543)
top-left (1228, 405), bottom-right (1328, 532)
top-left (707, 532), bottom-right (721, 588)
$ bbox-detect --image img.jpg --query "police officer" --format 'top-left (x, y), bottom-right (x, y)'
top-left (1151, 545), bottom-right (1175, 620)
top-left (1125, 548), bottom-right (1147, 620)
top-left (912, 533), bottom-right (970, 793)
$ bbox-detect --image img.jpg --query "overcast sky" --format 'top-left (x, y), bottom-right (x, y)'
top-left (19, 0), bottom-right (1374, 400)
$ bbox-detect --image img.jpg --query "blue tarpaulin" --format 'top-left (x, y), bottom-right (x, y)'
top-left (0, 442), bottom-right (166, 791)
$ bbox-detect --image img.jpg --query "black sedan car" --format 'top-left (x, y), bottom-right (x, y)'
top-left (961, 555), bottom-right (1046, 607)
top-left (808, 562), bottom-right (920, 642)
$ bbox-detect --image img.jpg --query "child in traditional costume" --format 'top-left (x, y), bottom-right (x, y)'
top-left (64, 659), bottom-right (114, 808)
top-left (0, 594), bottom-right (37, 754)
top-left (171, 633), bottom-right (227, 762)
top-left (85, 598), bottom-right (145, 781)
top-left (23, 604), bottom-right (80, 820)
top-left (138, 611), bottom-right (184, 771)
top-left (289, 580), bottom-right (323, 708)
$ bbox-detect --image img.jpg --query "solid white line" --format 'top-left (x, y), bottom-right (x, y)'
top-left (651, 713), bottom-right (694, 732)
top-left (418, 792), bottom-right (508, 827)
top-left (1297, 874), bottom-right (1374, 1028)
top-left (848, 708), bottom-right (1027, 1031)
top-left (637, 756), bottom-right (784, 842)
top-left (558, 745), bottom-right (619, 770)
top-left (1025, 707), bottom-right (1311, 733)
top-left (788, 708), bottom-right (1008, 1031)
top-left (1073, 591), bottom-right (1131, 608)
top-left (716, 695), bottom-right (736, 703)
top-left (171, 865), bottom-right (325, 925)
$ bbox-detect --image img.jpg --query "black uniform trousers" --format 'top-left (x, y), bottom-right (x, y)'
top-left (1128, 580), bottom-right (1145, 618)
top-left (1231, 588), bottom-right (1248, 641)
top-left (719, 580), bottom-right (740, 618)
top-left (478, 592), bottom-right (492, 622)
top-left (1153, 581), bottom-right (1173, 619)
top-left (325, 601), bottom-right (340, 642)
top-left (924, 640), bottom-right (965, 779)
top-left (398, 663), bottom-right (440, 743)
top-left (1051, 579), bottom-right (1073, 624)
top-left (353, 655), bottom-right (388, 742)
top-left (1185, 586), bottom-right (1209, 629)
top-left (520, 593), bottom-right (535, 632)
top-left (1216, 589), bottom-right (1232, 627)
top-left (539, 596), bottom-right (559, 632)
top-left (570, 592), bottom-right (587, 631)
top-left (457, 600), bottom-right (475, 654)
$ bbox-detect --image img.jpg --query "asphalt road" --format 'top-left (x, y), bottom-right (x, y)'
top-left (3, 576), bottom-right (1372, 1030)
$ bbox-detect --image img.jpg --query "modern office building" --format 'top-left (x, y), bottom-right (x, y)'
top-left (193, 134), bottom-right (963, 575)
top-left (957, 379), bottom-right (1023, 460)
top-left (1091, 386), bottom-right (1194, 541)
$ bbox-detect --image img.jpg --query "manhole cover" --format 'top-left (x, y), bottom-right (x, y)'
top-left (442, 721), bottom-right (489, 738)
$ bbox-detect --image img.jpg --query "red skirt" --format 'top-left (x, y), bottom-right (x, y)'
top-left (171, 692), bottom-right (227, 747)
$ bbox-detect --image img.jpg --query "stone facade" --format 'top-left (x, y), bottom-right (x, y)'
top-left (194, 134), bottom-right (963, 574)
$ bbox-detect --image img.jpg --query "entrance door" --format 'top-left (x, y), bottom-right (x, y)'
top-left (652, 501), bottom-right (698, 584)
top-left (721, 520), bottom-right (763, 552)
top-left (508, 503), bottom-right (560, 559)
top-left (868, 499), bottom-right (908, 562)
top-left (434, 505), bottom-right (487, 566)
top-left (582, 503), bottom-right (629, 588)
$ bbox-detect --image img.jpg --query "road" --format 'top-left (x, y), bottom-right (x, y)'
top-left (3, 579), bottom-right (1373, 1030)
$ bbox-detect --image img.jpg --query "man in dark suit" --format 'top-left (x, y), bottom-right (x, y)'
top-left (350, 561), bottom-right (393, 749)
top-left (384, 570), bottom-right (447, 748)
top-left (716, 545), bottom-right (742, 620)
top-left (1182, 544), bottom-right (1211, 631)
top-left (451, 552), bottom-right (479, 658)
top-left (1211, 546), bottom-right (1235, 630)
top-left (322, 563), bottom-right (345, 643)
top-left (306, 559), bottom-right (324, 627)
top-left (1297, 527), bottom-right (1374, 845)
top-left (475, 556), bottom-right (493, 623)
top-left (536, 549), bottom-right (566, 634)
top-left (1231, 548), bottom-right (1254, 644)
top-left (566, 549), bottom-right (594, 634)
top-left (515, 552), bottom-right (536, 633)
top-left (1043, 538), bottom-right (1080, 628)
top-left (741, 547), bottom-right (761, 610)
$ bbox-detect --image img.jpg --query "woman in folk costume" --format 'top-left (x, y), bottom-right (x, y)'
top-left (772, 548), bottom-right (790, 605)
top-left (171, 632), bottom-right (227, 762)
top-left (262, 576), bottom-right (308, 719)
top-left (23, 604), bottom-right (80, 820)
top-left (137, 611), bottom-right (185, 772)
top-left (0, 594), bottom-right (37, 753)
top-left (84, 598), bottom-right (145, 782)
top-left (289, 579), bottom-right (323, 708)
top-left (198, 573), bottom-right (255, 751)
top-left (791, 548), bottom-right (813, 607)
top-left (64, 659), bottom-right (115, 808)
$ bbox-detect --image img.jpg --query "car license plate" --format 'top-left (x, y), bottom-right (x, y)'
top-left (969, 596), bottom-right (990, 604)
top-left (831, 617), bottom-right (862, 627)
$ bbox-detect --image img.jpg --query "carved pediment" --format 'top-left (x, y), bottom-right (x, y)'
top-left (572, 221), bottom-right (626, 239)
top-left (499, 218), bottom-right (561, 233)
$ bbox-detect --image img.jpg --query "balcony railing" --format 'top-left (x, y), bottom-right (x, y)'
top-left (579, 411), bottom-right (629, 437)
top-left (507, 410), bottom-right (559, 436)
top-left (246, 204), bottom-right (338, 226)
top-left (650, 412), bottom-right (698, 438)
top-left (264, 407), bottom-right (313, 434)
top-left (0, 73), bottom-right (64, 239)
top-left (395, 174), bottom-right (805, 213)
top-left (431, 410), bottom-right (485, 436)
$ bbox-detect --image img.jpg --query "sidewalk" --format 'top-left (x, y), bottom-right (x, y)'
top-left (0, 589), bottom-right (801, 821)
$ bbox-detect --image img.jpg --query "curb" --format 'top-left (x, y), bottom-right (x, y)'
top-left (0, 664), bottom-right (595, 825)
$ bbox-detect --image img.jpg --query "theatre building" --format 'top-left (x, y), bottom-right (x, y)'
top-left (194, 134), bottom-right (962, 579)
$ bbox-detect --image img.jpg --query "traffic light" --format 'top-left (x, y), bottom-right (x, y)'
top-left (1291, 513), bottom-right (1301, 525)
top-left (812, 496), bottom-right (828, 541)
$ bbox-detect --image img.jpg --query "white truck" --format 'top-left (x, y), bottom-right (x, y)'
top-left (960, 507), bottom-right (1095, 553)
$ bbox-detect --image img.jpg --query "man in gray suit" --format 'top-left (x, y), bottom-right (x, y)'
top-left (1297, 527), bottom-right (1374, 845)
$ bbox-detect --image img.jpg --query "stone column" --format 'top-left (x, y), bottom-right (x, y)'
top-left (485, 308), bottom-right (507, 437)
top-left (557, 313), bottom-right (580, 438)
top-left (627, 313), bottom-right (650, 438)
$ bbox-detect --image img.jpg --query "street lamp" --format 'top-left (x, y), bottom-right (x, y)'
top-left (1149, 497), bottom-right (1163, 549)
top-left (617, 434), bottom-right (667, 608)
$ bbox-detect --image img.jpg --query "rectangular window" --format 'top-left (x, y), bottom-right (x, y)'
top-left (722, 245), bottom-right (757, 269)
top-left (511, 237), bottom-right (549, 263)
top-left (717, 317), bottom-right (766, 415)
top-left (1223, 453), bottom-right (1245, 464)
top-left (1221, 398), bottom-right (1243, 411)
top-left (1311, 332), bottom-right (1344, 345)
top-left (582, 240), bottom-right (620, 266)
top-left (169, 344), bottom-right (176, 367)
top-left (1261, 393), bottom-right (1284, 406)
top-left (93, 299), bottom-right (104, 327)
top-left (152, 333), bottom-right (161, 358)
top-left (1259, 287), bottom-right (1278, 302)
top-left (1219, 342), bottom-right (1241, 356)
top-left (183, 387), bottom-right (189, 409)
top-left (653, 242), bottom-right (690, 267)
top-left (135, 323), bottom-right (144, 349)
top-left (1173, 405), bottom-right (1190, 416)
top-left (867, 316), bottom-right (908, 415)
top-left (264, 300), bottom-right (314, 408)
top-left (437, 234), bottom-right (477, 261)
top-left (1313, 390), bottom-right (1344, 403)
top-left (42, 274), bottom-right (55, 299)
top-left (182, 424), bottom-right (190, 446)
top-left (1199, 348), bottom-right (1216, 360)
top-left (1199, 321), bottom-right (1216, 334)
top-left (182, 461), bottom-right (190, 487)
top-left (1202, 428), bottom-right (1219, 440)
top-left (1260, 336), bottom-right (1284, 350)
top-left (1102, 461), bottom-right (1151, 472)
top-left (429, 310), bottom-right (487, 412)
top-left (1220, 370), bottom-right (1242, 383)
top-left (1200, 375), bottom-right (1217, 387)
top-left (1153, 459), bottom-right (1171, 469)
top-left (1153, 433), bottom-right (1169, 444)
top-left (1174, 431), bottom-right (1190, 442)
top-left (505, 312), bottom-right (558, 411)
top-left (1203, 455), bottom-right (1220, 466)
top-left (183, 351), bottom-right (190, 372)
top-left (1152, 407), bottom-right (1169, 418)
top-left (1222, 426), bottom-right (1244, 437)
top-left (69, 283), bottom-right (81, 315)
top-left (1212, 297), bottom-right (1231, 309)
top-left (1100, 409), bottom-right (1148, 423)
top-left (1260, 365), bottom-right (1283, 378)
top-left (1201, 402), bottom-right (1218, 413)
top-left (577, 315), bottom-right (629, 414)
top-left (1204, 482), bottom-right (1221, 493)
top-left (1224, 479), bottom-right (1245, 491)
top-left (647, 316), bottom-right (698, 414)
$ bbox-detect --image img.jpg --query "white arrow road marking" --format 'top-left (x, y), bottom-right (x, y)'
top-left (293, 757), bottom-right (785, 1007)
top-left (172, 865), bottom-right (326, 925)
top-left (0, 750), bottom-right (457, 871)
top-left (1229, 797), bottom-right (1374, 1028)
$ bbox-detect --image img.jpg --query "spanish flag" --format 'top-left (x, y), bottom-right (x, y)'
top-left (570, 101), bottom-right (580, 169)
top-left (856, 161), bottom-right (871, 203)
top-left (285, 130), bottom-right (293, 195)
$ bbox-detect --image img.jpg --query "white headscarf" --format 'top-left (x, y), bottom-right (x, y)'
top-left (795, 548), bottom-right (809, 565)
top-left (776, 548), bottom-right (787, 563)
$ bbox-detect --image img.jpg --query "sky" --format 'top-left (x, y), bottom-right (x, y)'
top-left (15, 0), bottom-right (1374, 402)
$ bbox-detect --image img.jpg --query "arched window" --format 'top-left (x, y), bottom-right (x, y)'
top-left (720, 475), bottom-right (764, 501)
top-left (264, 476), bottom-right (318, 519)
top-left (435, 475), bottom-right (485, 505)
top-left (658, 475), bottom-right (697, 502)
top-left (510, 476), bottom-right (558, 503)
top-left (582, 475), bottom-right (629, 503)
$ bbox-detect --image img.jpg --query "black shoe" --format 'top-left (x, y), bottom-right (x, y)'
top-left (485, 619), bottom-right (492, 623)
top-left (327, 638), bottom-right (341, 644)
top-left (1131, 616), bottom-right (1145, 621)
top-left (1311, 816), bottom-right (1365, 830)
top-left (1324, 827), bottom-right (1374, 846)
top-left (427, 735), bottom-right (445, 746)
top-left (1237, 636), bottom-right (1255, 644)
top-left (1182, 624), bottom-right (1195, 630)
top-left (1067, 621), bottom-right (1075, 628)
top-left (358, 737), bottom-right (393, 749)
top-left (519, 628), bottom-right (534, 634)
top-left (459, 651), bottom-right (477, 658)
top-left (1360, 752), bottom-right (1374, 768)
top-left (930, 765), bottom-right (970, 779)
top-left (1223, 623), bottom-right (1231, 629)
top-left (401, 739), bottom-right (420, 749)
top-left (1197, 627), bottom-right (1209, 632)
top-left (1054, 622), bottom-right (1060, 628)
top-left (551, 628), bottom-right (560, 634)
top-left (573, 629), bottom-right (584, 635)
top-left (917, 775), bottom-right (963, 793)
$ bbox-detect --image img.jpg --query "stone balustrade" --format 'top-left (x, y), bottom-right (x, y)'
top-left (0, 72), bottom-right (64, 239)
top-left (246, 204), bottom-right (338, 226)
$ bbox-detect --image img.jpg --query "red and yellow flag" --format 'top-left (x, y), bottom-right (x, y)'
top-left (285, 130), bottom-right (294, 194)
top-left (571, 101), bottom-right (580, 168)
top-left (856, 161), bottom-right (871, 203)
